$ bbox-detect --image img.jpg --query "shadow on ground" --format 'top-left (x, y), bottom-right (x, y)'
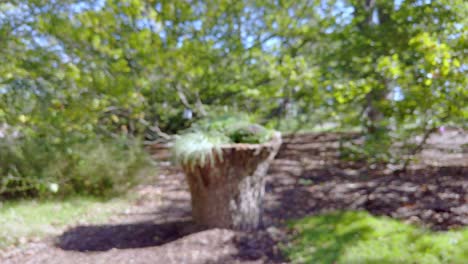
top-left (265, 131), bottom-right (468, 231)
top-left (56, 220), bottom-right (203, 251)
top-left (47, 130), bottom-right (466, 263)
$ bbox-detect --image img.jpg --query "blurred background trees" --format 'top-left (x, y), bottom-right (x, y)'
top-left (1, 0), bottom-right (466, 198)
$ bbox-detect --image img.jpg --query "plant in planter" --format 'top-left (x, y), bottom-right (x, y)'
top-left (173, 118), bottom-right (282, 230)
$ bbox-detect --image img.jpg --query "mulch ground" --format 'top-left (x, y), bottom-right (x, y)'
top-left (2, 129), bottom-right (467, 264)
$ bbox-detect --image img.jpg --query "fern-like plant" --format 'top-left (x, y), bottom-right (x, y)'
top-left (173, 115), bottom-right (275, 168)
top-left (173, 132), bottom-right (229, 168)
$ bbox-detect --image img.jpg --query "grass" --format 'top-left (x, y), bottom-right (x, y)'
top-left (0, 196), bottom-right (132, 248)
top-left (284, 211), bottom-right (468, 264)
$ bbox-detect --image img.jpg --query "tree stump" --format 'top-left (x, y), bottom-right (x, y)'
top-left (182, 132), bottom-right (282, 230)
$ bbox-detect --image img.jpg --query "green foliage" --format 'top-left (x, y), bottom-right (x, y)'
top-left (284, 211), bottom-right (468, 264)
top-left (340, 131), bottom-right (395, 164)
top-left (0, 0), bottom-right (467, 196)
top-left (191, 114), bottom-right (274, 144)
top-left (173, 132), bottom-right (229, 168)
top-left (227, 124), bottom-right (273, 144)
top-left (173, 116), bottom-right (275, 167)
top-left (190, 113), bottom-right (256, 133)
top-left (0, 136), bottom-right (153, 199)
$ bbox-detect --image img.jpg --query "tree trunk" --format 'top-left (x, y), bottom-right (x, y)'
top-left (182, 133), bottom-right (282, 230)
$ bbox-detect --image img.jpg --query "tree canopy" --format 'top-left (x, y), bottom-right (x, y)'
top-left (1, 0), bottom-right (466, 152)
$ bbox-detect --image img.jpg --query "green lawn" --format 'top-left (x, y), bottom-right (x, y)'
top-left (0, 197), bottom-right (131, 248)
top-left (284, 211), bottom-right (468, 264)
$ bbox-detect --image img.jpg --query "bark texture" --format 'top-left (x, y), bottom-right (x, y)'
top-left (182, 132), bottom-right (282, 230)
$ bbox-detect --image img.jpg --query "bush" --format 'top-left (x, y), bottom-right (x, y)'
top-left (0, 136), bottom-right (153, 199)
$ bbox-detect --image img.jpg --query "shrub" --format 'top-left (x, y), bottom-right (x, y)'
top-left (0, 136), bottom-right (153, 199)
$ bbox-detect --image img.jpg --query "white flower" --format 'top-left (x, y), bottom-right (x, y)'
top-left (49, 183), bottom-right (59, 193)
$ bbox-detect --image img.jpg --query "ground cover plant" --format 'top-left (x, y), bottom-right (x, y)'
top-left (284, 211), bottom-right (468, 264)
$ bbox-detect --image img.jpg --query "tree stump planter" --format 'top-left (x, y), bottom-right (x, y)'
top-left (181, 132), bottom-right (282, 231)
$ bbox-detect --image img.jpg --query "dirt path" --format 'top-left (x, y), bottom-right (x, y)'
top-left (1, 130), bottom-right (467, 264)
